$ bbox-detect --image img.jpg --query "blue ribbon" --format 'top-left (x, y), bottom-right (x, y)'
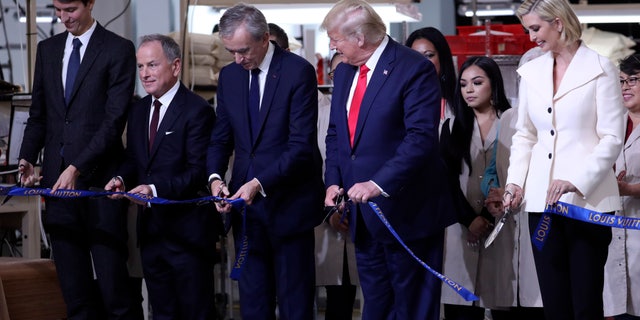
top-left (229, 207), bottom-right (248, 280)
top-left (367, 202), bottom-right (479, 302)
top-left (531, 212), bottom-right (552, 251)
top-left (532, 201), bottom-right (637, 250)
top-left (3, 185), bottom-right (478, 300)
top-left (0, 186), bottom-right (245, 208)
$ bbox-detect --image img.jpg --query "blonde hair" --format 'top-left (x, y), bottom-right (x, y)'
top-left (516, 0), bottom-right (582, 44)
top-left (320, 0), bottom-right (386, 45)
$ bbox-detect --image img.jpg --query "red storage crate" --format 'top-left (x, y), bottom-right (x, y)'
top-left (456, 24), bottom-right (526, 36)
top-left (446, 34), bottom-right (536, 56)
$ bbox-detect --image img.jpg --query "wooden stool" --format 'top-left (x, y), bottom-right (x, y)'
top-left (0, 258), bottom-right (66, 320)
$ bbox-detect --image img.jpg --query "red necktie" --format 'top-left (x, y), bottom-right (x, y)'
top-left (149, 99), bottom-right (161, 152)
top-left (348, 64), bottom-right (369, 147)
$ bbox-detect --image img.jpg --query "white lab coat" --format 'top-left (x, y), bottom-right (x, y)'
top-left (603, 115), bottom-right (640, 317)
top-left (441, 117), bottom-right (497, 306)
top-left (481, 108), bottom-right (542, 308)
top-left (314, 91), bottom-right (359, 286)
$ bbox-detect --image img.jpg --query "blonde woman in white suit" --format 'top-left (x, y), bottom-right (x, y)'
top-left (503, 1), bottom-right (625, 320)
top-left (481, 47), bottom-right (545, 320)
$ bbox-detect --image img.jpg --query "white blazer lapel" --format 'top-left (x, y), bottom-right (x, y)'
top-left (518, 52), bottom-right (554, 104)
top-left (554, 43), bottom-right (603, 100)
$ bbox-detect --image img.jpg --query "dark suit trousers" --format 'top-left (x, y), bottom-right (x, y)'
top-left (355, 211), bottom-right (444, 320)
top-left (46, 197), bottom-right (137, 320)
top-left (141, 239), bottom-right (216, 320)
top-left (235, 212), bottom-right (316, 320)
top-left (529, 212), bottom-right (611, 320)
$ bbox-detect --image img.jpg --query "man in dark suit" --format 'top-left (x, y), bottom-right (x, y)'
top-left (207, 4), bottom-right (324, 319)
top-left (321, 0), bottom-right (456, 319)
top-left (18, 0), bottom-right (138, 318)
top-left (107, 34), bottom-right (218, 319)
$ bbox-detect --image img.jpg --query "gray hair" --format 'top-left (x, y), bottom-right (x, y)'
top-left (219, 3), bottom-right (268, 42)
top-left (139, 34), bottom-right (181, 62)
top-left (321, 0), bottom-right (386, 45)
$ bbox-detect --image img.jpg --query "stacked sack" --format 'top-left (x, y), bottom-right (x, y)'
top-left (581, 27), bottom-right (636, 65)
top-left (168, 31), bottom-right (234, 87)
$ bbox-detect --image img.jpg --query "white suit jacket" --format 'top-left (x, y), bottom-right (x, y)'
top-left (507, 42), bottom-right (624, 212)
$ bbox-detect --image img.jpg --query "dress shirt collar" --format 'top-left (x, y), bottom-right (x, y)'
top-left (154, 80), bottom-right (180, 107)
top-left (362, 35), bottom-right (389, 75)
top-left (65, 19), bottom-right (97, 56)
top-left (256, 41), bottom-right (275, 74)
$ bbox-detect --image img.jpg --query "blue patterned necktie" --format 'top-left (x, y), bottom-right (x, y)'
top-left (249, 68), bottom-right (261, 140)
top-left (65, 38), bottom-right (82, 104)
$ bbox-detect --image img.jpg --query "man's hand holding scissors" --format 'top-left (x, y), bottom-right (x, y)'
top-left (18, 159), bottom-right (41, 187)
top-left (211, 179), bottom-right (231, 213)
top-left (324, 186), bottom-right (348, 234)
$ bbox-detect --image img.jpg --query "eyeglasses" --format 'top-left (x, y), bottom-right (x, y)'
top-left (620, 76), bottom-right (640, 87)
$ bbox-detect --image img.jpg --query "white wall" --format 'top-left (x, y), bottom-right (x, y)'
top-left (0, 0), bottom-right (453, 94)
top-left (0, 0), bottom-right (181, 95)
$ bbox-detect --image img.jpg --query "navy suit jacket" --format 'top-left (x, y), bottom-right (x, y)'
top-left (325, 37), bottom-right (456, 243)
top-left (119, 83), bottom-right (218, 252)
top-left (207, 44), bottom-right (324, 236)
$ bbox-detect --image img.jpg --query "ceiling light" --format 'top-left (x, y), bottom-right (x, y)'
top-left (458, 3), bottom-right (517, 18)
top-left (572, 4), bottom-right (640, 24)
top-left (17, 10), bottom-right (58, 23)
top-left (252, 3), bottom-right (421, 24)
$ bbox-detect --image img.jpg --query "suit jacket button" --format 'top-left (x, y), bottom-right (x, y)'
top-left (547, 107), bottom-right (552, 113)
top-left (550, 130), bottom-right (555, 136)
top-left (548, 153), bottom-right (552, 159)
top-left (351, 155), bottom-right (356, 160)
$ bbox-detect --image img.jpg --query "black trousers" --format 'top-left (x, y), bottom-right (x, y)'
top-left (529, 212), bottom-right (611, 320)
top-left (324, 243), bottom-right (357, 320)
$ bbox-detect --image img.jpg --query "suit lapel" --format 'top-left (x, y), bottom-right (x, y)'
top-left (352, 37), bottom-right (395, 149)
top-left (52, 34), bottom-right (67, 113)
top-left (138, 95), bottom-right (153, 163)
top-left (256, 46), bottom-right (283, 147)
top-left (148, 84), bottom-right (185, 161)
top-left (66, 24), bottom-right (105, 107)
top-left (518, 52), bottom-right (554, 104)
top-left (625, 114), bottom-right (640, 150)
top-left (233, 66), bottom-right (252, 147)
top-left (335, 65), bottom-right (357, 150)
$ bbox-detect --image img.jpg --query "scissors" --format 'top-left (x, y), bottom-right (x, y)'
top-left (484, 206), bottom-right (511, 248)
top-left (323, 193), bottom-right (346, 222)
top-left (1, 169), bottom-right (22, 206)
